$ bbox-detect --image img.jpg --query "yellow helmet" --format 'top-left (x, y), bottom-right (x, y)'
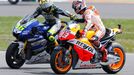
top-left (38, 0), bottom-right (48, 4)
top-left (38, 0), bottom-right (53, 13)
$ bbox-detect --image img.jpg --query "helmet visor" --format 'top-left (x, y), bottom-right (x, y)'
top-left (40, 3), bottom-right (52, 12)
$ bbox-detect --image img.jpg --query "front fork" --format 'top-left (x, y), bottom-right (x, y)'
top-left (24, 41), bottom-right (33, 60)
top-left (12, 41), bottom-right (26, 59)
top-left (62, 46), bottom-right (72, 64)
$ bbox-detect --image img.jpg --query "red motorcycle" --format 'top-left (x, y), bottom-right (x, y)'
top-left (50, 21), bottom-right (125, 74)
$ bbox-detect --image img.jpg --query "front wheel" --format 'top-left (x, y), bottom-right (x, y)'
top-left (102, 43), bottom-right (126, 74)
top-left (6, 43), bottom-right (25, 69)
top-left (50, 47), bottom-right (72, 74)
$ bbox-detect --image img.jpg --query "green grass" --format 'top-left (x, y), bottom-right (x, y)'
top-left (0, 16), bottom-right (21, 50)
top-left (0, 16), bottom-right (134, 52)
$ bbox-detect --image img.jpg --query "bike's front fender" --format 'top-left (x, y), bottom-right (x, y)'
top-left (11, 40), bottom-right (25, 54)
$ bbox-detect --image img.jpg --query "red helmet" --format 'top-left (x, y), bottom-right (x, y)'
top-left (72, 1), bottom-right (86, 14)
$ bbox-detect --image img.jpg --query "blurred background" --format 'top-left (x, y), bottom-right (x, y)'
top-left (1, 0), bottom-right (134, 5)
top-left (0, 0), bottom-right (134, 75)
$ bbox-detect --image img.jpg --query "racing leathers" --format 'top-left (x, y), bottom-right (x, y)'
top-left (76, 5), bottom-right (107, 62)
top-left (31, 4), bottom-right (74, 41)
top-left (83, 6), bottom-right (105, 40)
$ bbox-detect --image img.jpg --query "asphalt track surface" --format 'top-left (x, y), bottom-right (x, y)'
top-left (0, 2), bottom-right (134, 19)
top-left (0, 51), bottom-right (134, 75)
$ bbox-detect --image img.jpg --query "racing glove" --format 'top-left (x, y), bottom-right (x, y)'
top-left (70, 14), bottom-right (77, 20)
top-left (90, 35), bottom-right (99, 41)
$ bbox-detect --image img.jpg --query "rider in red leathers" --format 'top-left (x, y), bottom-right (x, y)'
top-left (72, 0), bottom-right (107, 62)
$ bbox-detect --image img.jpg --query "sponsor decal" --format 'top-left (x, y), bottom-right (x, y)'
top-left (16, 24), bottom-right (26, 31)
top-left (68, 39), bottom-right (95, 54)
top-left (76, 41), bottom-right (94, 53)
top-left (80, 64), bottom-right (97, 68)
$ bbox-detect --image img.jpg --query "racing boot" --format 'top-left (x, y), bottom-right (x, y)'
top-left (47, 32), bottom-right (58, 46)
top-left (100, 46), bottom-right (108, 62)
top-left (47, 32), bottom-right (55, 42)
top-left (90, 37), bottom-right (108, 63)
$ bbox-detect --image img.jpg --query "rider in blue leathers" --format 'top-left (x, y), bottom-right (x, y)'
top-left (30, 0), bottom-right (75, 41)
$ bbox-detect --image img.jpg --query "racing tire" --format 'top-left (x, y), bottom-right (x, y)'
top-left (6, 43), bottom-right (25, 69)
top-left (8, 0), bottom-right (19, 5)
top-left (50, 47), bottom-right (72, 74)
top-left (102, 43), bottom-right (126, 74)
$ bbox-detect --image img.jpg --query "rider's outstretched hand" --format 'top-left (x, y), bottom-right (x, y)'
top-left (90, 35), bottom-right (99, 41)
top-left (70, 14), bottom-right (77, 20)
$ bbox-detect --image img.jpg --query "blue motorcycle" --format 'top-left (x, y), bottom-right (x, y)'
top-left (6, 15), bottom-right (59, 69)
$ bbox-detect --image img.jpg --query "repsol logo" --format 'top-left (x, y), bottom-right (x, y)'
top-left (76, 41), bottom-right (94, 53)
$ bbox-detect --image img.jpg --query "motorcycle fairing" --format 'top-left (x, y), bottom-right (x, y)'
top-left (73, 59), bottom-right (101, 69)
top-left (68, 23), bottom-right (80, 35)
top-left (58, 29), bottom-right (75, 40)
top-left (68, 39), bottom-right (96, 61)
top-left (25, 50), bottom-right (50, 64)
top-left (13, 19), bottom-right (39, 34)
top-left (58, 22), bottom-right (80, 41)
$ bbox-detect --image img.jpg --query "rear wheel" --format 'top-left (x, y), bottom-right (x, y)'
top-left (102, 43), bottom-right (126, 74)
top-left (50, 47), bottom-right (72, 74)
top-left (6, 43), bottom-right (25, 69)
